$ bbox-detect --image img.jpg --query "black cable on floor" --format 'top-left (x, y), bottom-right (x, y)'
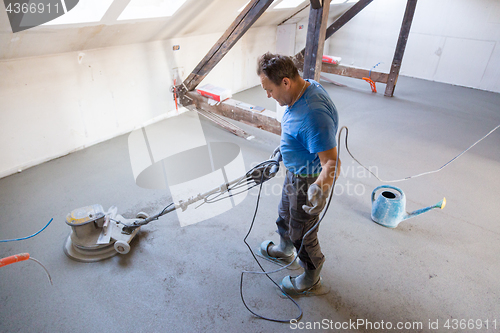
top-left (240, 172), bottom-right (303, 323)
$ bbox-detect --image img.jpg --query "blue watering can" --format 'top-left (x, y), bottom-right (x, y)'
top-left (371, 185), bottom-right (446, 228)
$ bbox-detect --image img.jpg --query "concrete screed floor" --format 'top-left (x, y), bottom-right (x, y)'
top-left (1, 75), bottom-right (499, 333)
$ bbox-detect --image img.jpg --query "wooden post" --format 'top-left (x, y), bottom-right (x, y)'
top-left (302, 0), bottom-right (330, 81)
top-left (384, 0), bottom-right (418, 97)
top-left (180, 0), bottom-right (274, 95)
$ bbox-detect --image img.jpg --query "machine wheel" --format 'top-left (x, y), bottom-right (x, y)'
top-left (136, 212), bottom-right (149, 219)
top-left (114, 240), bottom-right (130, 254)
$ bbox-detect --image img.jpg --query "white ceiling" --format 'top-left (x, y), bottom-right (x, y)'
top-left (0, 0), bottom-right (353, 60)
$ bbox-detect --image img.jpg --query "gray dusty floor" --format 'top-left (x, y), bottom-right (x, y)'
top-left (1, 75), bottom-right (500, 333)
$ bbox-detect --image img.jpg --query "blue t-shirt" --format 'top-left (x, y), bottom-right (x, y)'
top-left (280, 79), bottom-right (338, 176)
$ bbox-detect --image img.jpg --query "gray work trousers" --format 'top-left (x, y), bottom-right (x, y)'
top-left (277, 170), bottom-right (325, 270)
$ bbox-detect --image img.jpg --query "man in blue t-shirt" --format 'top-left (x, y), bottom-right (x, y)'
top-left (256, 52), bottom-right (341, 296)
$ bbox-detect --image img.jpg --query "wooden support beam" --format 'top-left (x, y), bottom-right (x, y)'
top-left (303, 0), bottom-right (330, 81)
top-left (384, 0), bottom-right (418, 97)
top-left (295, 53), bottom-right (389, 83)
top-left (310, 0), bottom-right (322, 9)
top-left (181, 0), bottom-right (274, 93)
top-left (321, 64), bottom-right (388, 83)
top-left (185, 92), bottom-right (281, 136)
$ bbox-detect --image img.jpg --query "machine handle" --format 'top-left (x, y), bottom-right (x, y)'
top-left (0, 253), bottom-right (30, 268)
top-left (267, 149), bottom-right (282, 178)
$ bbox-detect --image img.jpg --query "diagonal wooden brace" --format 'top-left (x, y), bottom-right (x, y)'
top-left (325, 0), bottom-right (374, 40)
top-left (180, 0), bottom-right (274, 96)
top-left (384, 0), bottom-right (418, 97)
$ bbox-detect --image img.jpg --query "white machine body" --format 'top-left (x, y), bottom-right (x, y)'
top-left (63, 204), bottom-right (144, 262)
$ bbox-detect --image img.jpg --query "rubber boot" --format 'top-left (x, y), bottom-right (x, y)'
top-left (267, 235), bottom-right (294, 258)
top-left (292, 262), bottom-right (323, 291)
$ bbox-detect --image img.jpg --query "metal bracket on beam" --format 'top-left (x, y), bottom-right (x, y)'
top-left (175, 84), bottom-right (193, 107)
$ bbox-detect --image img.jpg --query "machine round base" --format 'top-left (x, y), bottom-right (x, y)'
top-left (63, 234), bottom-right (118, 262)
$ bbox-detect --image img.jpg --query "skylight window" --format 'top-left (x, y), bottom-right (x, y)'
top-left (118, 0), bottom-right (188, 20)
top-left (331, 0), bottom-right (357, 4)
top-left (274, 0), bottom-right (306, 9)
top-left (42, 0), bottom-right (114, 25)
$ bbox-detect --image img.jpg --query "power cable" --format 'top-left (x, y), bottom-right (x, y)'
top-left (0, 218), bottom-right (53, 243)
top-left (344, 123), bottom-right (500, 183)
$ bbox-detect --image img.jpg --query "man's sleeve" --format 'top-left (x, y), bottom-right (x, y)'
top-left (300, 109), bottom-right (337, 154)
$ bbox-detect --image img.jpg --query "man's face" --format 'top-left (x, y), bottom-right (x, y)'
top-left (259, 74), bottom-right (291, 106)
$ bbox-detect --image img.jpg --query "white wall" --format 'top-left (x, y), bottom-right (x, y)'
top-left (295, 0), bottom-right (500, 93)
top-left (0, 25), bottom-right (276, 178)
top-left (405, 0), bottom-right (500, 92)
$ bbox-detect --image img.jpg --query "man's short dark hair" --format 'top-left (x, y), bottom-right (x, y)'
top-left (257, 52), bottom-right (299, 86)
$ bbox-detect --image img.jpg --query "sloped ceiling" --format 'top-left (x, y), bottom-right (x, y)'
top-left (0, 0), bottom-right (352, 60)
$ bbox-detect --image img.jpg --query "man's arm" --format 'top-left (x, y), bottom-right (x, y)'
top-left (315, 146), bottom-right (341, 193)
top-left (302, 146), bottom-right (341, 215)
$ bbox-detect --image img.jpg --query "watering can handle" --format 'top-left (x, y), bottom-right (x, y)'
top-left (371, 185), bottom-right (404, 203)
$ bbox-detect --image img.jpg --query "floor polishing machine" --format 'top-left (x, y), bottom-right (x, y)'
top-left (63, 151), bottom-right (282, 262)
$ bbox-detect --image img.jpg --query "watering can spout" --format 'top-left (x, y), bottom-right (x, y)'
top-left (403, 197), bottom-right (446, 221)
